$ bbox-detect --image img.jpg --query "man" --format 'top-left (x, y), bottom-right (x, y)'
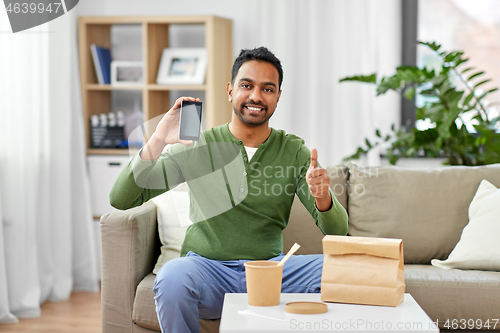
top-left (110, 47), bottom-right (348, 333)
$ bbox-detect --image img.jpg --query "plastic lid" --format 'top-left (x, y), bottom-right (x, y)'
top-left (285, 301), bottom-right (328, 314)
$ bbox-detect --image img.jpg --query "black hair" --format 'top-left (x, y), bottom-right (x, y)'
top-left (231, 47), bottom-right (283, 90)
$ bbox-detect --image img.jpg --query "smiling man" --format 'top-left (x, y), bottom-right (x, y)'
top-left (230, 59), bottom-right (279, 126)
top-left (110, 47), bottom-right (348, 333)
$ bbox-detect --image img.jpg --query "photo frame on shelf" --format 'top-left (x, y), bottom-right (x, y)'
top-left (111, 61), bottom-right (144, 86)
top-left (156, 48), bottom-right (207, 85)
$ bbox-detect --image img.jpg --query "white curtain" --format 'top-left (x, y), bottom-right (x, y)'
top-left (0, 10), bottom-right (99, 324)
top-left (256, 0), bottom-right (402, 166)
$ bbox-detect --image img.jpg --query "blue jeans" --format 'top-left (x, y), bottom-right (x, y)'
top-left (153, 251), bottom-right (324, 333)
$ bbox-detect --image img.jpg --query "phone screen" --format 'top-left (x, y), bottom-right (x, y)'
top-left (179, 101), bottom-right (202, 141)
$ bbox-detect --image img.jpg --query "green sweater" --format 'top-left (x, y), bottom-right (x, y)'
top-left (110, 124), bottom-right (348, 260)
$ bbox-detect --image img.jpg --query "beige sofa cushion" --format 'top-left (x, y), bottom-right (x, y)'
top-left (405, 265), bottom-right (500, 329)
top-left (282, 165), bottom-right (349, 254)
top-left (325, 165), bottom-right (349, 211)
top-left (133, 274), bottom-right (160, 331)
top-left (347, 163), bottom-right (500, 264)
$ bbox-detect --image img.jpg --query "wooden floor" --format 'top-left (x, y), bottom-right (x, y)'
top-left (0, 291), bottom-right (101, 333)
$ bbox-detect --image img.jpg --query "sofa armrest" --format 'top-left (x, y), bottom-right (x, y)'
top-left (100, 201), bottom-right (158, 333)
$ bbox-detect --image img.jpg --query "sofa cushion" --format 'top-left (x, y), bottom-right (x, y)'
top-left (282, 165), bottom-right (349, 254)
top-left (133, 273), bottom-right (220, 332)
top-left (347, 163), bottom-right (500, 264)
top-left (325, 165), bottom-right (349, 211)
top-left (133, 274), bottom-right (160, 331)
top-left (432, 179), bottom-right (500, 271)
top-left (405, 264), bottom-right (500, 329)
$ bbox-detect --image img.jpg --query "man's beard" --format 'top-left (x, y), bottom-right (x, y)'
top-left (234, 101), bottom-right (273, 127)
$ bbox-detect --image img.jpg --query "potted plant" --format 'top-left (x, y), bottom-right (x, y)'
top-left (341, 41), bottom-right (500, 166)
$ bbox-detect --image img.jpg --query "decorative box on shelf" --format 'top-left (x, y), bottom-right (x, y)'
top-left (90, 112), bottom-right (128, 149)
top-left (90, 125), bottom-right (127, 149)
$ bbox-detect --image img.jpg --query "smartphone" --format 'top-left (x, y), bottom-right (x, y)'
top-left (179, 100), bottom-right (202, 141)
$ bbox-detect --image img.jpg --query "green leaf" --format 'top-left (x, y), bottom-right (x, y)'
top-left (422, 67), bottom-right (436, 79)
top-left (477, 88), bottom-right (499, 101)
top-left (472, 114), bottom-right (484, 122)
top-left (426, 104), bottom-right (445, 121)
top-left (461, 67), bottom-right (475, 74)
top-left (468, 71), bottom-right (485, 81)
top-left (406, 147), bottom-right (417, 157)
top-left (456, 57), bottom-right (469, 66)
top-left (365, 139), bottom-right (373, 149)
top-left (416, 106), bottom-right (426, 120)
top-left (420, 89), bottom-right (437, 97)
top-left (404, 87), bottom-right (416, 101)
top-left (343, 147), bottom-right (368, 162)
top-left (376, 129), bottom-right (381, 138)
top-left (437, 112), bottom-right (457, 140)
top-left (419, 41), bottom-right (441, 52)
top-left (452, 91), bottom-right (465, 105)
top-left (376, 76), bottom-right (404, 95)
top-left (443, 87), bottom-right (456, 98)
top-left (414, 128), bottom-right (438, 145)
top-left (436, 137), bottom-right (443, 150)
top-left (463, 92), bottom-right (474, 106)
top-left (474, 79), bottom-right (491, 88)
top-left (339, 74), bottom-right (377, 83)
top-left (444, 51), bottom-right (463, 64)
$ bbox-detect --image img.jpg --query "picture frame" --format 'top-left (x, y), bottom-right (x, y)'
top-left (156, 48), bottom-right (207, 85)
top-left (111, 61), bottom-right (144, 86)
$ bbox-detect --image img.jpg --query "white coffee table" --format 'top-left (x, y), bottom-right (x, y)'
top-left (219, 293), bottom-right (439, 332)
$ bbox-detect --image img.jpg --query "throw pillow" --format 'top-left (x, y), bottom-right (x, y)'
top-left (151, 183), bottom-right (191, 274)
top-left (431, 179), bottom-right (500, 270)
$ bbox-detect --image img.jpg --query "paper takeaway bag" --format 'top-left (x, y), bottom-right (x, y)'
top-left (321, 235), bottom-right (405, 307)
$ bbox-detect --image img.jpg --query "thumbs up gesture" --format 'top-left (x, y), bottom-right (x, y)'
top-left (306, 149), bottom-right (332, 211)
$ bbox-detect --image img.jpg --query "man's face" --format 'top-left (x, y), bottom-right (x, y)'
top-left (227, 60), bottom-right (281, 127)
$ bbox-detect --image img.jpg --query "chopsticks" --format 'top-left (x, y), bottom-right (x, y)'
top-left (278, 243), bottom-right (301, 267)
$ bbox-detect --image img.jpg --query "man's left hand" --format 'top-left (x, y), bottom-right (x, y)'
top-left (306, 149), bottom-right (332, 211)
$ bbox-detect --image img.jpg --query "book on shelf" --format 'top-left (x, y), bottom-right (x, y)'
top-left (90, 44), bottom-right (112, 84)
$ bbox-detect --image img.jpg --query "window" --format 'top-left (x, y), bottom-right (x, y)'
top-left (416, 0), bottom-right (500, 130)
